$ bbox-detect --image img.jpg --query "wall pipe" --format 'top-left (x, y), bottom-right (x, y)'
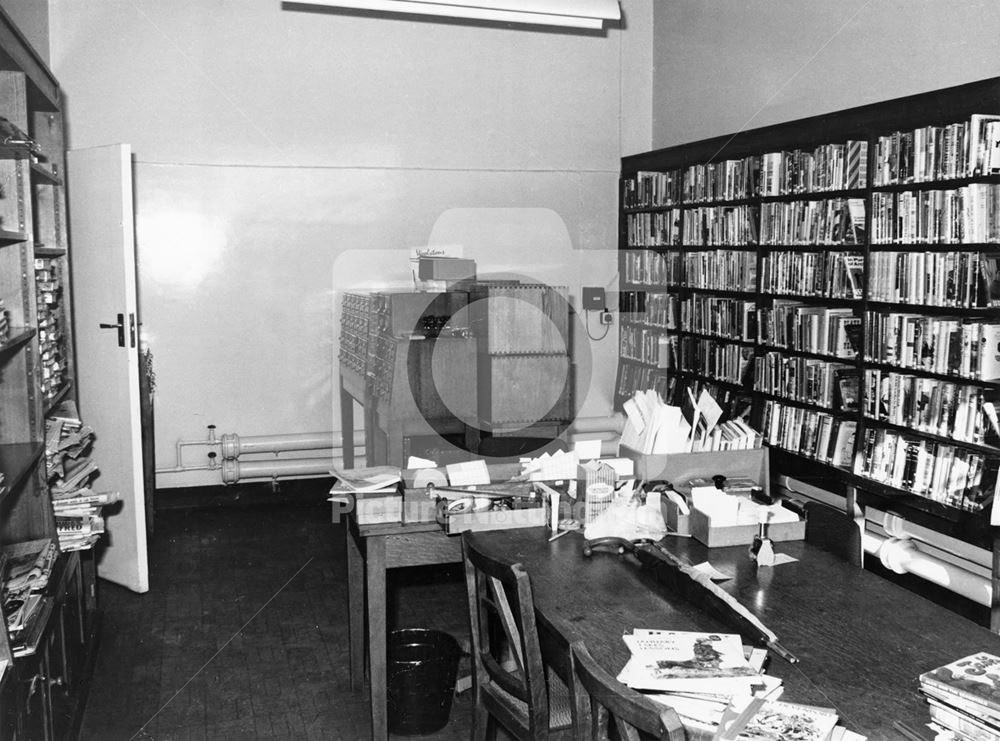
top-left (862, 529), bottom-right (991, 607)
top-left (220, 432), bottom-right (336, 460)
top-left (164, 414), bottom-right (630, 482)
top-left (221, 457), bottom-right (334, 484)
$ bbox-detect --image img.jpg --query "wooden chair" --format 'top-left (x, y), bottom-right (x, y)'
top-left (536, 614), bottom-right (590, 741)
top-left (462, 531), bottom-right (578, 740)
top-left (570, 641), bottom-right (686, 741)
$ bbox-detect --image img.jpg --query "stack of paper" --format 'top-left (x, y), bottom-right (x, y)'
top-left (45, 405), bottom-right (111, 552)
top-left (329, 466), bottom-right (403, 524)
top-left (617, 628), bottom-right (780, 736)
top-left (620, 388), bottom-right (762, 455)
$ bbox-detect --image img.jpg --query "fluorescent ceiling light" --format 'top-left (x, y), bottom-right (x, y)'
top-left (290, 0), bottom-right (622, 29)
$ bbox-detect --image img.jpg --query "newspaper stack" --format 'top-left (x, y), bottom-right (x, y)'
top-left (2, 540), bottom-right (58, 649)
top-left (45, 403), bottom-right (116, 552)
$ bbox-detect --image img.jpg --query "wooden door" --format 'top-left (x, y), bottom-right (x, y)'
top-left (66, 144), bottom-right (149, 593)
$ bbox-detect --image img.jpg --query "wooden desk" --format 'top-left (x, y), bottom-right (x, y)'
top-left (472, 527), bottom-right (1000, 739)
top-left (344, 517), bottom-right (463, 740)
top-left (344, 508), bottom-right (1000, 740)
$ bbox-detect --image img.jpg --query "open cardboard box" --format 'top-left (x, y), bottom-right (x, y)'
top-left (688, 504), bottom-right (806, 547)
top-left (622, 445), bottom-right (805, 546)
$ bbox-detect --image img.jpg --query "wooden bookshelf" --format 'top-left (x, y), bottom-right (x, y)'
top-left (618, 76), bottom-right (1000, 628)
top-left (0, 6), bottom-right (96, 739)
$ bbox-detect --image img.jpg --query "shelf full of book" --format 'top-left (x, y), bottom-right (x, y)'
top-left (617, 77), bottom-right (1000, 614)
top-left (0, 7), bottom-right (100, 740)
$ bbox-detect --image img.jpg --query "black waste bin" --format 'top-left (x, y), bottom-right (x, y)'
top-left (387, 628), bottom-right (461, 735)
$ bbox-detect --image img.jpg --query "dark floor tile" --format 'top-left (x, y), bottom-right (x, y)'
top-left (79, 488), bottom-right (473, 740)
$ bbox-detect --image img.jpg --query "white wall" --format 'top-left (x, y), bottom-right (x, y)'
top-left (0, 0), bottom-right (49, 64)
top-left (651, 0), bottom-right (1000, 151)
top-left (48, 0), bottom-right (652, 488)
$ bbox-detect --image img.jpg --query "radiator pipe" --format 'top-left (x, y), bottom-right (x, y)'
top-left (862, 530), bottom-right (991, 607)
top-left (220, 431), bottom-right (336, 460)
top-left (221, 457), bottom-right (334, 484)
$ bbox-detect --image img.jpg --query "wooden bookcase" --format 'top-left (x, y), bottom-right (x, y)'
top-left (0, 8), bottom-right (96, 740)
top-left (618, 77), bottom-right (1000, 626)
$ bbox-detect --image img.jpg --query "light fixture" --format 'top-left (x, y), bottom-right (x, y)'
top-left (288, 0), bottom-right (621, 30)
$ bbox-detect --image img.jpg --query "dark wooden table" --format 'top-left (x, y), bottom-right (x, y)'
top-left (345, 517), bottom-right (464, 740)
top-left (345, 503), bottom-right (998, 741)
top-left (471, 526), bottom-right (999, 740)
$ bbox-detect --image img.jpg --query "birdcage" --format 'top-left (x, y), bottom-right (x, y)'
top-left (582, 461), bottom-right (618, 525)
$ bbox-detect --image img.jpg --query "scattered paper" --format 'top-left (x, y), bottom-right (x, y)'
top-left (446, 459), bottom-right (491, 487)
top-left (523, 450), bottom-right (578, 481)
top-left (406, 455), bottom-right (437, 469)
top-left (771, 553), bottom-right (798, 566)
top-left (573, 438), bottom-right (603, 461)
top-left (691, 561), bottom-right (732, 581)
top-left (330, 466), bottom-right (400, 493)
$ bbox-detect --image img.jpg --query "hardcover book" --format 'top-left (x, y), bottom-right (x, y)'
top-left (920, 652), bottom-right (1000, 713)
top-left (737, 700), bottom-right (839, 741)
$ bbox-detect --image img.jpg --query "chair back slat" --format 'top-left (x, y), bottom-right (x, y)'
top-left (571, 641), bottom-right (685, 741)
top-left (463, 531), bottom-right (549, 737)
top-left (489, 574), bottom-right (525, 670)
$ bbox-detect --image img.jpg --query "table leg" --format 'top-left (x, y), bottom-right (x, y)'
top-left (346, 523), bottom-right (365, 691)
top-left (340, 382), bottom-right (355, 469)
top-left (367, 536), bottom-right (388, 740)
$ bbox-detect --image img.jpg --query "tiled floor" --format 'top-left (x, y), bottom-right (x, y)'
top-left (78, 481), bottom-right (473, 741)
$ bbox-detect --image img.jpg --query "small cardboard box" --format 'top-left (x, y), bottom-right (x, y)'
top-left (688, 504), bottom-right (806, 547)
top-left (332, 489), bottom-right (403, 525)
top-left (660, 496), bottom-right (691, 536)
top-left (440, 501), bottom-right (547, 535)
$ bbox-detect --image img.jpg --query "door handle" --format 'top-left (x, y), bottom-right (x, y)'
top-left (99, 313), bottom-right (126, 347)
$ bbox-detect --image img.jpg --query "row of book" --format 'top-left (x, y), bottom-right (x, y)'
top-left (678, 338), bottom-right (754, 386)
top-left (624, 113), bottom-right (1000, 212)
top-left (870, 184), bottom-right (1000, 244)
top-left (854, 427), bottom-right (993, 511)
top-left (683, 159), bottom-right (759, 203)
top-left (760, 250), bottom-right (863, 300)
top-left (758, 198), bottom-right (866, 246)
top-left (620, 325), bottom-right (671, 367)
top-left (682, 250), bottom-right (757, 291)
top-left (756, 303), bottom-right (859, 358)
top-left (625, 210), bottom-right (681, 247)
top-left (919, 652), bottom-right (1000, 741)
top-left (622, 291), bottom-right (674, 329)
top-left (680, 295), bottom-right (755, 340)
top-left (754, 354), bottom-right (856, 410)
top-left (864, 312), bottom-right (1000, 379)
top-left (866, 251), bottom-right (993, 308)
top-left (862, 370), bottom-right (995, 446)
top-left (35, 256), bottom-right (66, 403)
top-left (682, 205), bottom-right (758, 246)
top-left (760, 140), bottom-right (868, 196)
top-left (622, 248), bottom-right (674, 286)
top-left (761, 402), bottom-right (856, 468)
top-left (623, 169), bottom-right (683, 209)
top-left (872, 114), bottom-right (1000, 185)
top-left (614, 360), bottom-right (672, 402)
